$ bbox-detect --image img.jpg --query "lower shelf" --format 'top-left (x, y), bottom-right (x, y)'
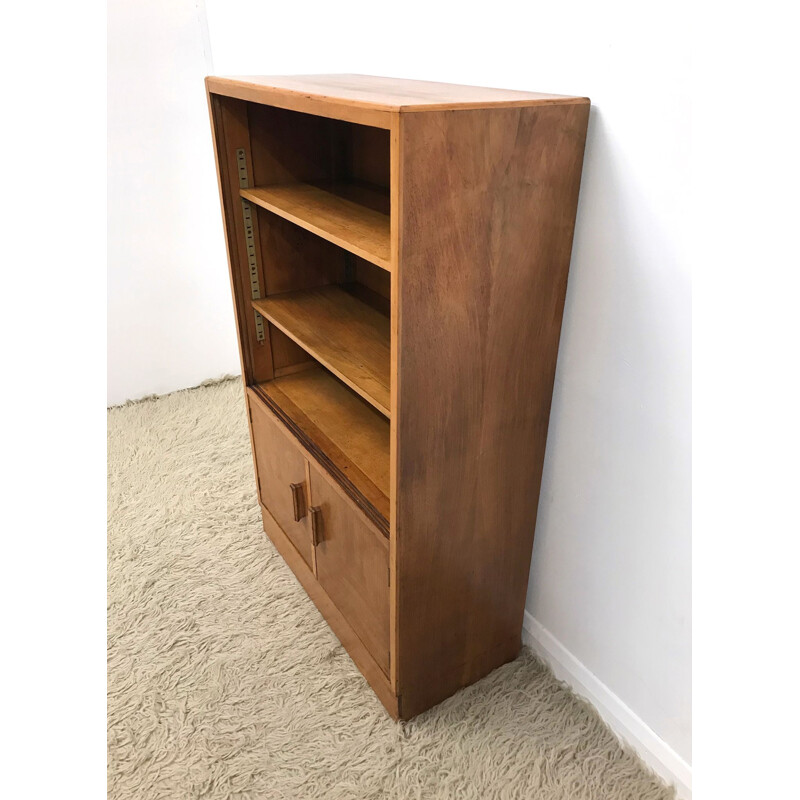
top-left (252, 284), bottom-right (391, 418)
top-left (250, 366), bottom-right (390, 535)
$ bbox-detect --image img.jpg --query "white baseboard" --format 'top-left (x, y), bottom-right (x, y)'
top-left (522, 611), bottom-right (692, 799)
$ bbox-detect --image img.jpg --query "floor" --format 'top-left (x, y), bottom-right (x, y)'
top-left (107, 378), bottom-right (674, 800)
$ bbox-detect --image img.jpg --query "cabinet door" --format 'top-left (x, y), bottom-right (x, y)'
top-left (249, 397), bottom-right (314, 568)
top-left (308, 463), bottom-right (390, 675)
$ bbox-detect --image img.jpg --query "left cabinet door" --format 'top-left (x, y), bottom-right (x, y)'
top-left (248, 395), bottom-right (314, 568)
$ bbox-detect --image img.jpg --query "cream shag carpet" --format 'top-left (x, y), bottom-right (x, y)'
top-left (108, 378), bottom-right (674, 800)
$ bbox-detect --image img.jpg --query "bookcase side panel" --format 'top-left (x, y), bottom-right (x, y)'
top-left (388, 110), bottom-right (402, 694)
top-left (394, 103), bottom-right (590, 717)
top-left (207, 91), bottom-right (274, 384)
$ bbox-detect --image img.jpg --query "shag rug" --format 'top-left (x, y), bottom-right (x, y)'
top-left (108, 378), bottom-right (674, 800)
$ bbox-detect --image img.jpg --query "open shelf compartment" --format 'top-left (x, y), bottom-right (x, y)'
top-left (252, 285), bottom-right (390, 418)
top-left (221, 99), bottom-right (392, 535)
top-left (250, 365), bottom-right (390, 535)
top-left (242, 101), bottom-right (391, 271)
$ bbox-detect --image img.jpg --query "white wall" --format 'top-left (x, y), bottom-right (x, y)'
top-left (108, 0), bottom-right (239, 406)
top-left (525, 88), bottom-right (691, 792)
top-left (111, 0), bottom-right (691, 791)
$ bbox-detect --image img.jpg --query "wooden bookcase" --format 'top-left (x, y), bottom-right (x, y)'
top-left (206, 75), bottom-right (590, 719)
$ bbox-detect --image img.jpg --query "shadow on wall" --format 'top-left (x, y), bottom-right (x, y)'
top-left (527, 105), bottom-right (692, 759)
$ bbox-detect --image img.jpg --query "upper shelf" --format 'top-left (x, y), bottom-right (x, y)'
top-left (241, 182), bottom-right (391, 271)
top-left (252, 285), bottom-right (390, 418)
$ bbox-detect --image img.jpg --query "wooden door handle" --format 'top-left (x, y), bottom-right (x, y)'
top-left (310, 506), bottom-right (323, 546)
top-left (290, 482), bottom-right (307, 522)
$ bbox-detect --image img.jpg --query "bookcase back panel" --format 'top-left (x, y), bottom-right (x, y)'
top-left (338, 121), bottom-right (390, 190)
top-left (257, 210), bottom-right (346, 296)
top-left (348, 258), bottom-right (391, 315)
top-left (247, 102), bottom-right (390, 191)
top-left (248, 104), bottom-right (335, 185)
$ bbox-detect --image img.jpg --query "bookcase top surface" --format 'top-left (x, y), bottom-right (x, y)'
top-left (206, 74), bottom-right (588, 112)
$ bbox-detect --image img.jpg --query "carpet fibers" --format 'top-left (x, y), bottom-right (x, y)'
top-left (108, 378), bottom-right (674, 800)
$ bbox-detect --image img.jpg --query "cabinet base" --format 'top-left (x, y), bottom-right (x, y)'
top-left (259, 504), bottom-right (400, 719)
top-left (397, 635), bottom-right (522, 720)
top-left (261, 503), bottom-right (523, 721)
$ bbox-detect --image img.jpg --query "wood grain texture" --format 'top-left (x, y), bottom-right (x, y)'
top-left (250, 369), bottom-right (390, 535)
top-left (352, 259), bottom-right (391, 313)
top-left (251, 208), bottom-right (345, 374)
top-left (309, 462), bottom-right (390, 676)
top-left (244, 103), bottom-right (352, 376)
top-left (397, 635), bottom-right (521, 720)
top-left (393, 103), bottom-right (590, 716)
top-left (241, 182), bottom-right (391, 271)
top-left (346, 123), bottom-right (391, 189)
top-left (207, 93), bottom-right (274, 384)
top-left (207, 77), bottom-right (393, 129)
top-left (260, 503), bottom-right (399, 718)
top-left (248, 103), bottom-right (337, 185)
top-left (254, 209), bottom-right (345, 298)
top-left (252, 286), bottom-right (391, 417)
top-left (207, 75), bottom-right (587, 114)
top-left (388, 112), bottom-right (401, 695)
top-left (248, 396), bottom-right (313, 567)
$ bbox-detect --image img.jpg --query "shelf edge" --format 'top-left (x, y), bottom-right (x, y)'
top-left (241, 186), bottom-right (392, 273)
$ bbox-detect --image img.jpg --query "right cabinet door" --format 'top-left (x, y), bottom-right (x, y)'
top-left (309, 463), bottom-right (390, 675)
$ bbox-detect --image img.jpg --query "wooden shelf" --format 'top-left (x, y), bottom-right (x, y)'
top-left (252, 285), bottom-right (390, 417)
top-left (252, 367), bottom-right (390, 532)
top-left (241, 182), bottom-right (391, 271)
